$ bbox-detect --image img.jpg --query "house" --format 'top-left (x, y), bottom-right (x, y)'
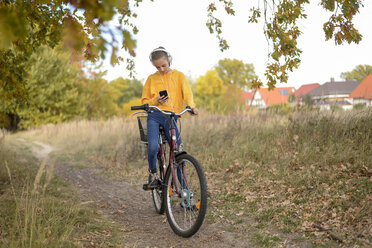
top-left (349, 74), bottom-right (372, 107)
top-left (250, 87), bottom-right (296, 109)
top-left (307, 79), bottom-right (360, 110)
top-left (240, 91), bottom-right (255, 106)
top-left (294, 83), bottom-right (320, 105)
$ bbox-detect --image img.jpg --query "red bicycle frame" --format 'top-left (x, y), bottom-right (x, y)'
top-left (131, 104), bottom-right (194, 196)
top-left (167, 114), bottom-right (189, 195)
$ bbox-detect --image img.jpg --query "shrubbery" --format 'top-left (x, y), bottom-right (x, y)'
top-left (353, 102), bottom-right (367, 110)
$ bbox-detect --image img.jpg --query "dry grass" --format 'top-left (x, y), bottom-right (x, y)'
top-left (0, 135), bottom-right (121, 247)
top-left (194, 110), bottom-right (371, 246)
top-left (6, 109), bottom-right (372, 246)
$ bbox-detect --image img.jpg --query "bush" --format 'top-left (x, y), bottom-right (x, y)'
top-left (0, 113), bottom-right (10, 129)
top-left (266, 104), bottom-right (293, 114)
top-left (330, 104), bottom-right (343, 112)
top-left (353, 102), bottom-right (366, 110)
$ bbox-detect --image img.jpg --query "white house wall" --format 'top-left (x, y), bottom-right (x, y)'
top-left (353, 98), bottom-right (372, 107)
top-left (252, 92), bottom-right (266, 108)
top-left (312, 94), bottom-right (350, 100)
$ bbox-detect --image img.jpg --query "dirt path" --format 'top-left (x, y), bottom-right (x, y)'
top-left (32, 141), bottom-right (54, 160)
top-left (31, 142), bottom-right (254, 247)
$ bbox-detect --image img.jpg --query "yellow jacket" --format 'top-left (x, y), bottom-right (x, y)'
top-left (141, 70), bottom-right (195, 113)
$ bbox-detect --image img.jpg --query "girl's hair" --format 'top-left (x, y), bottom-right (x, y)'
top-left (150, 46), bottom-right (172, 64)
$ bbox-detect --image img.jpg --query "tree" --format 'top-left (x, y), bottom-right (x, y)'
top-left (340, 64), bottom-right (372, 82)
top-left (0, 0), bottom-right (137, 106)
top-left (219, 84), bottom-right (246, 114)
top-left (0, 85), bottom-right (21, 129)
top-left (123, 97), bottom-right (142, 116)
top-left (84, 72), bottom-right (121, 119)
top-left (0, 44), bottom-right (126, 129)
top-left (214, 58), bottom-right (257, 90)
top-left (288, 93), bottom-right (296, 103)
top-left (304, 94), bottom-right (314, 106)
top-left (195, 70), bottom-right (246, 114)
top-left (16, 46), bottom-right (86, 128)
top-left (207, 0), bottom-right (363, 89)
top-left (0, 0), bottom-right (365, 105)
top-left (110, 77), bottom-right (142, 107)
top-left (0, 45), bottom-right (87, 129)
top-left (194, 70), bottom-right (226, 112)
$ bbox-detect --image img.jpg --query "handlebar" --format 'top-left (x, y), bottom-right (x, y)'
top-left (131, 104), bottom-right (195, 116)
top-left (130, 105), bottom-right (145, 111)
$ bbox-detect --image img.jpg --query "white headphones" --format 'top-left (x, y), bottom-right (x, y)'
top-left (149, 47), bottom-right (172, 65)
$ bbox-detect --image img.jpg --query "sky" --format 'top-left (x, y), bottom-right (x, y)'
top-left (101, 0), bottom-right (372, 89)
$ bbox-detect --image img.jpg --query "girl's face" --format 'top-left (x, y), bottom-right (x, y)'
top-left (153, 57), bottom-right (171, 74)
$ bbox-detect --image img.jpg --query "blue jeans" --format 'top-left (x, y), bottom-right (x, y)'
top-left (147, 111), bottom-right (182, 172)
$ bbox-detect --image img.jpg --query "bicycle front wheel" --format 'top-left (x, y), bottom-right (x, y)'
top-left (164, 153), bottom-right (207, 237)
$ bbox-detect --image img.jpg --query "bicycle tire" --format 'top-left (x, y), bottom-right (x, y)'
top-left (152, 157), bottom-right (165, 214)
top-left (164, 153), bottom-right (207, 237)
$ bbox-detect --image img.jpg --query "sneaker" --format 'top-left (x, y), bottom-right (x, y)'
top-left (175, 143), bottom-right (184, 156)
top-left (178, 143), bottom-right (184, 152)
top-left (143, 172), bottom-right (159, 191)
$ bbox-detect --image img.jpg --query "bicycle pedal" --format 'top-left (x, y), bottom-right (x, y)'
top-left (143, 180), bottom-right (161, 191)
top-left (142, 184), bottom-right (152, 191)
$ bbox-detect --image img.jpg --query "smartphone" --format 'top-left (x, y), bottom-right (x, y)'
top-left (159, 90), bottom-right (168, 98)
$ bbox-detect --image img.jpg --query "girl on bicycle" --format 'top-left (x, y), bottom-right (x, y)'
top-left (141, 46), bottom-right (198, 189)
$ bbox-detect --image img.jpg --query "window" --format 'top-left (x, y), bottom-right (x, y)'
top-left (280, 89), bottom-right (289, 95)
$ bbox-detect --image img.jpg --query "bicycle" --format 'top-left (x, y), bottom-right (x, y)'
top-left (131, 104), bottom-right (208, 237)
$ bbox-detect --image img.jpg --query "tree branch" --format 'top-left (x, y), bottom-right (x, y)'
top-left (312, 224), bottom-right (344, 243)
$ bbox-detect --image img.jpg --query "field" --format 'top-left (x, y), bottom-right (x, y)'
top-left (1, 108), bottom-right (371, 247)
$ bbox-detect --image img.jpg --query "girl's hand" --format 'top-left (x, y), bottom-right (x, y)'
top-left (156, 95), bottom-right (169, 104)
top-left (191, 107), bottom-right (199, 115)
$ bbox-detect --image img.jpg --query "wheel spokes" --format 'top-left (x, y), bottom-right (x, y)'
top-left (167, 159), bottom-right (202, 231)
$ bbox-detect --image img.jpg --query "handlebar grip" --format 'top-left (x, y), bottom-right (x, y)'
top-left (186, 106), bottom-right (195, 115)
top-left (131, 104), bottom-right (149, 111)
top-left (131, 105), bottom-right (143, 110)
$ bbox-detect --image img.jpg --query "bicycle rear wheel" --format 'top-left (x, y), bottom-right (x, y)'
top-left (152, 158), bottom-right (165, 214)
top-left (164, 153), bottom-right (207, 237)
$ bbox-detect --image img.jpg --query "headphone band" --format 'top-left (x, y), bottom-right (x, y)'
top-left (149, 47), bottom-right (172, 65)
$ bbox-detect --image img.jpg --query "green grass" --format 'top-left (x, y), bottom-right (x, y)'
top-left (0, 139), bottom-right (122, 247)
top-left (253, 232), bottom-right (282, 247)
top-left (256, 208), bottom-right (277, 222)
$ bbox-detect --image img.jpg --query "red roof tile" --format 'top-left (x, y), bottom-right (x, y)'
top-left (258, 87), bottom-right (296, 106)
top-left (349, 74), bottom-right (372, 99)
top-left (241, 91), bottom-right (255, 101)
top-left (295, 83), bottom-right (320, 100)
